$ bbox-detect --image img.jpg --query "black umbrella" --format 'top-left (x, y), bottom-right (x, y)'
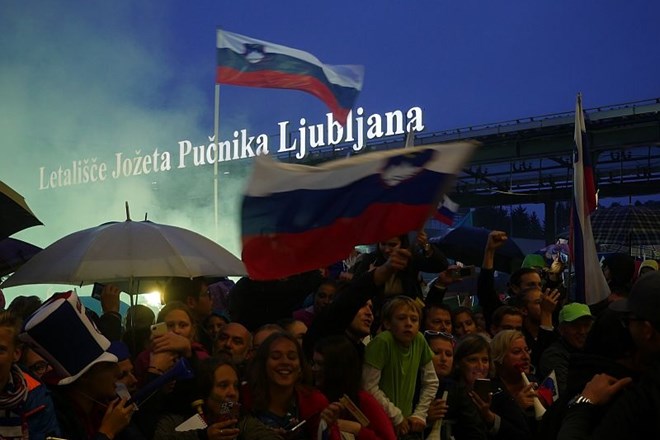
top-left (430, 226), bottom-right (525, 273)
top-left (0, 238), bottom-right (42, 277)
top-left (591, 205), bottom-right (660, 247)
top-left (0, 180), bottom-right (42, 239)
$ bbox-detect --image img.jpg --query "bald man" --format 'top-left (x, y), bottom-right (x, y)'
top-left (216, 322), bottom-right (252, 364)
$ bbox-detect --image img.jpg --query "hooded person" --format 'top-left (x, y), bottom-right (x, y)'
top-left (20, 291), bottom-right (136, 440)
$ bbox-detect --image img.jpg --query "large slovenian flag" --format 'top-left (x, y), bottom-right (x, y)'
top-left (241, 142), bottom-right (477, 280)
top-left (570, 94), bottom-right (610, 304)
top-left (216, 29), bottom-right (364, 125)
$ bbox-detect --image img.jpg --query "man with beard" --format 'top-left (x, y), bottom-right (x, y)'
top-left (216, 322), bottom-right (251, 379)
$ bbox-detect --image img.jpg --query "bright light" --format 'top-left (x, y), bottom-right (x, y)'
top-left (139, 291), bottom-right (162, 310)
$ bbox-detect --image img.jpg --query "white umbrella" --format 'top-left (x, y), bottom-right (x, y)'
top-left (1, 217), bottom-right (246, 293)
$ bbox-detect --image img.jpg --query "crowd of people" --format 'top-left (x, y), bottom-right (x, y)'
top-left (0, 229), bottom-right (658, 440)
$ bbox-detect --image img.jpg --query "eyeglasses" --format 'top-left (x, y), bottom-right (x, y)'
top-left (28, 360), bottom-right (50, 376)
top-left (424, 330), bottom-right (455, 341)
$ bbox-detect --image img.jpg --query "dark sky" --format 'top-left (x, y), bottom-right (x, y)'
top-left (1, 1), bottom-right (658, 299)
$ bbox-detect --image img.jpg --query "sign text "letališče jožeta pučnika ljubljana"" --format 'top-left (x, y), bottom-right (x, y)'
top-left (38, 106), bottom-right (424, 190)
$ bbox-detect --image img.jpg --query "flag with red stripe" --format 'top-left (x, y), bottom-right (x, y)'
top-left (434, 195), bottom-right (459, 226)
top-left (241, 142), bottom-right (477, 280)
top-left (569, 94), bottom-right (610, 304)
top-left (216, 29), bottom-right (364, 125)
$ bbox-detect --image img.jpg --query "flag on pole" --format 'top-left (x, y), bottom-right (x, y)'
top-left (216, 29), bottom-right (364, 124)
top-left (570, 94), bottom-right (610, 304)
top-left (241, 142), bottom-right (477, 280)
top-left (434, 195), bottom-right (459, 226)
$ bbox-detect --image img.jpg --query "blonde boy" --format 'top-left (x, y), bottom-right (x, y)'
top-left (363, 296), bottom-right (439, 436)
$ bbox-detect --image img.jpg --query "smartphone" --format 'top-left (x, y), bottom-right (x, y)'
top-left (473, 378), bottom-right (491, 401)
top-left (91, 282), bottom-right (105, 300)
top-left (450, 265), bottom-right (476, 279)
top-left (218, 400), bottom-right (240, 422)
top-left (459, 265), bottom-right (476, 278)
top-left (115, 382), bottom-right (131, 401)
top-left (150, 322), bottom-right (168, 337)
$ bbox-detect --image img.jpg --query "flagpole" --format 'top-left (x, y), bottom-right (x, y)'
top-left (213, 84), bottom-right (220, 242)
top-left (567, 94), bottom-right (579, 302)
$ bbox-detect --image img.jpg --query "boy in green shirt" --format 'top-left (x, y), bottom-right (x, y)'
top-left (363, 296), bottom-right (439, 437)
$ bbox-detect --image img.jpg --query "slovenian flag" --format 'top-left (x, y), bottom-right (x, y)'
top-left (241, 142), bottom-right (477, 280)
top-left (569, 94), bottom-right (610, 304)
top-left (216, 29), bottom-right (364, 125)
top-left (536, 370), bottom-right (559, 407)
top-left (434, 195), bottom-right (459, 226)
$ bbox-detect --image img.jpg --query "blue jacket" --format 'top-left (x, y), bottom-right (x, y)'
top-left (0, 370), bottom-right (60, 440)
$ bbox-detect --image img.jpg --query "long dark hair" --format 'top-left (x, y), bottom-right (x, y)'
top-left (246, 332), bottom-right (310, 411)
top-left (313, 335), bottom-right (361, 403)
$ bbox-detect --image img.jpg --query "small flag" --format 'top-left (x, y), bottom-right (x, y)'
top-left (216, 29), bottom-right (364, 124)
top-left (434, 195), bottom-right (459, 226)
top-left (536, 370), bottom-right (559, 407)
top-left (241, 142), bottom-right (477, 280)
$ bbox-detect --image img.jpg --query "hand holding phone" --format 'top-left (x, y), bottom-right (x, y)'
top-left (92, 282), bottom-right (105, 300)
top-left (218, 400), bottom-right (240, 423)
top-left (450, 265), bottom-right (476, 279)
top-left (151, 322), bottom-right (168, 337)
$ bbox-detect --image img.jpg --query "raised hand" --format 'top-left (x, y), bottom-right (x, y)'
top-left (151, 331), bottom-right (193, 358)
top-left (581, 373), bottom-right (633, 405)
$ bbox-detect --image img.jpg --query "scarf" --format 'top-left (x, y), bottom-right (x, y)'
top-left (0, 365), bottom-right (29, 409)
